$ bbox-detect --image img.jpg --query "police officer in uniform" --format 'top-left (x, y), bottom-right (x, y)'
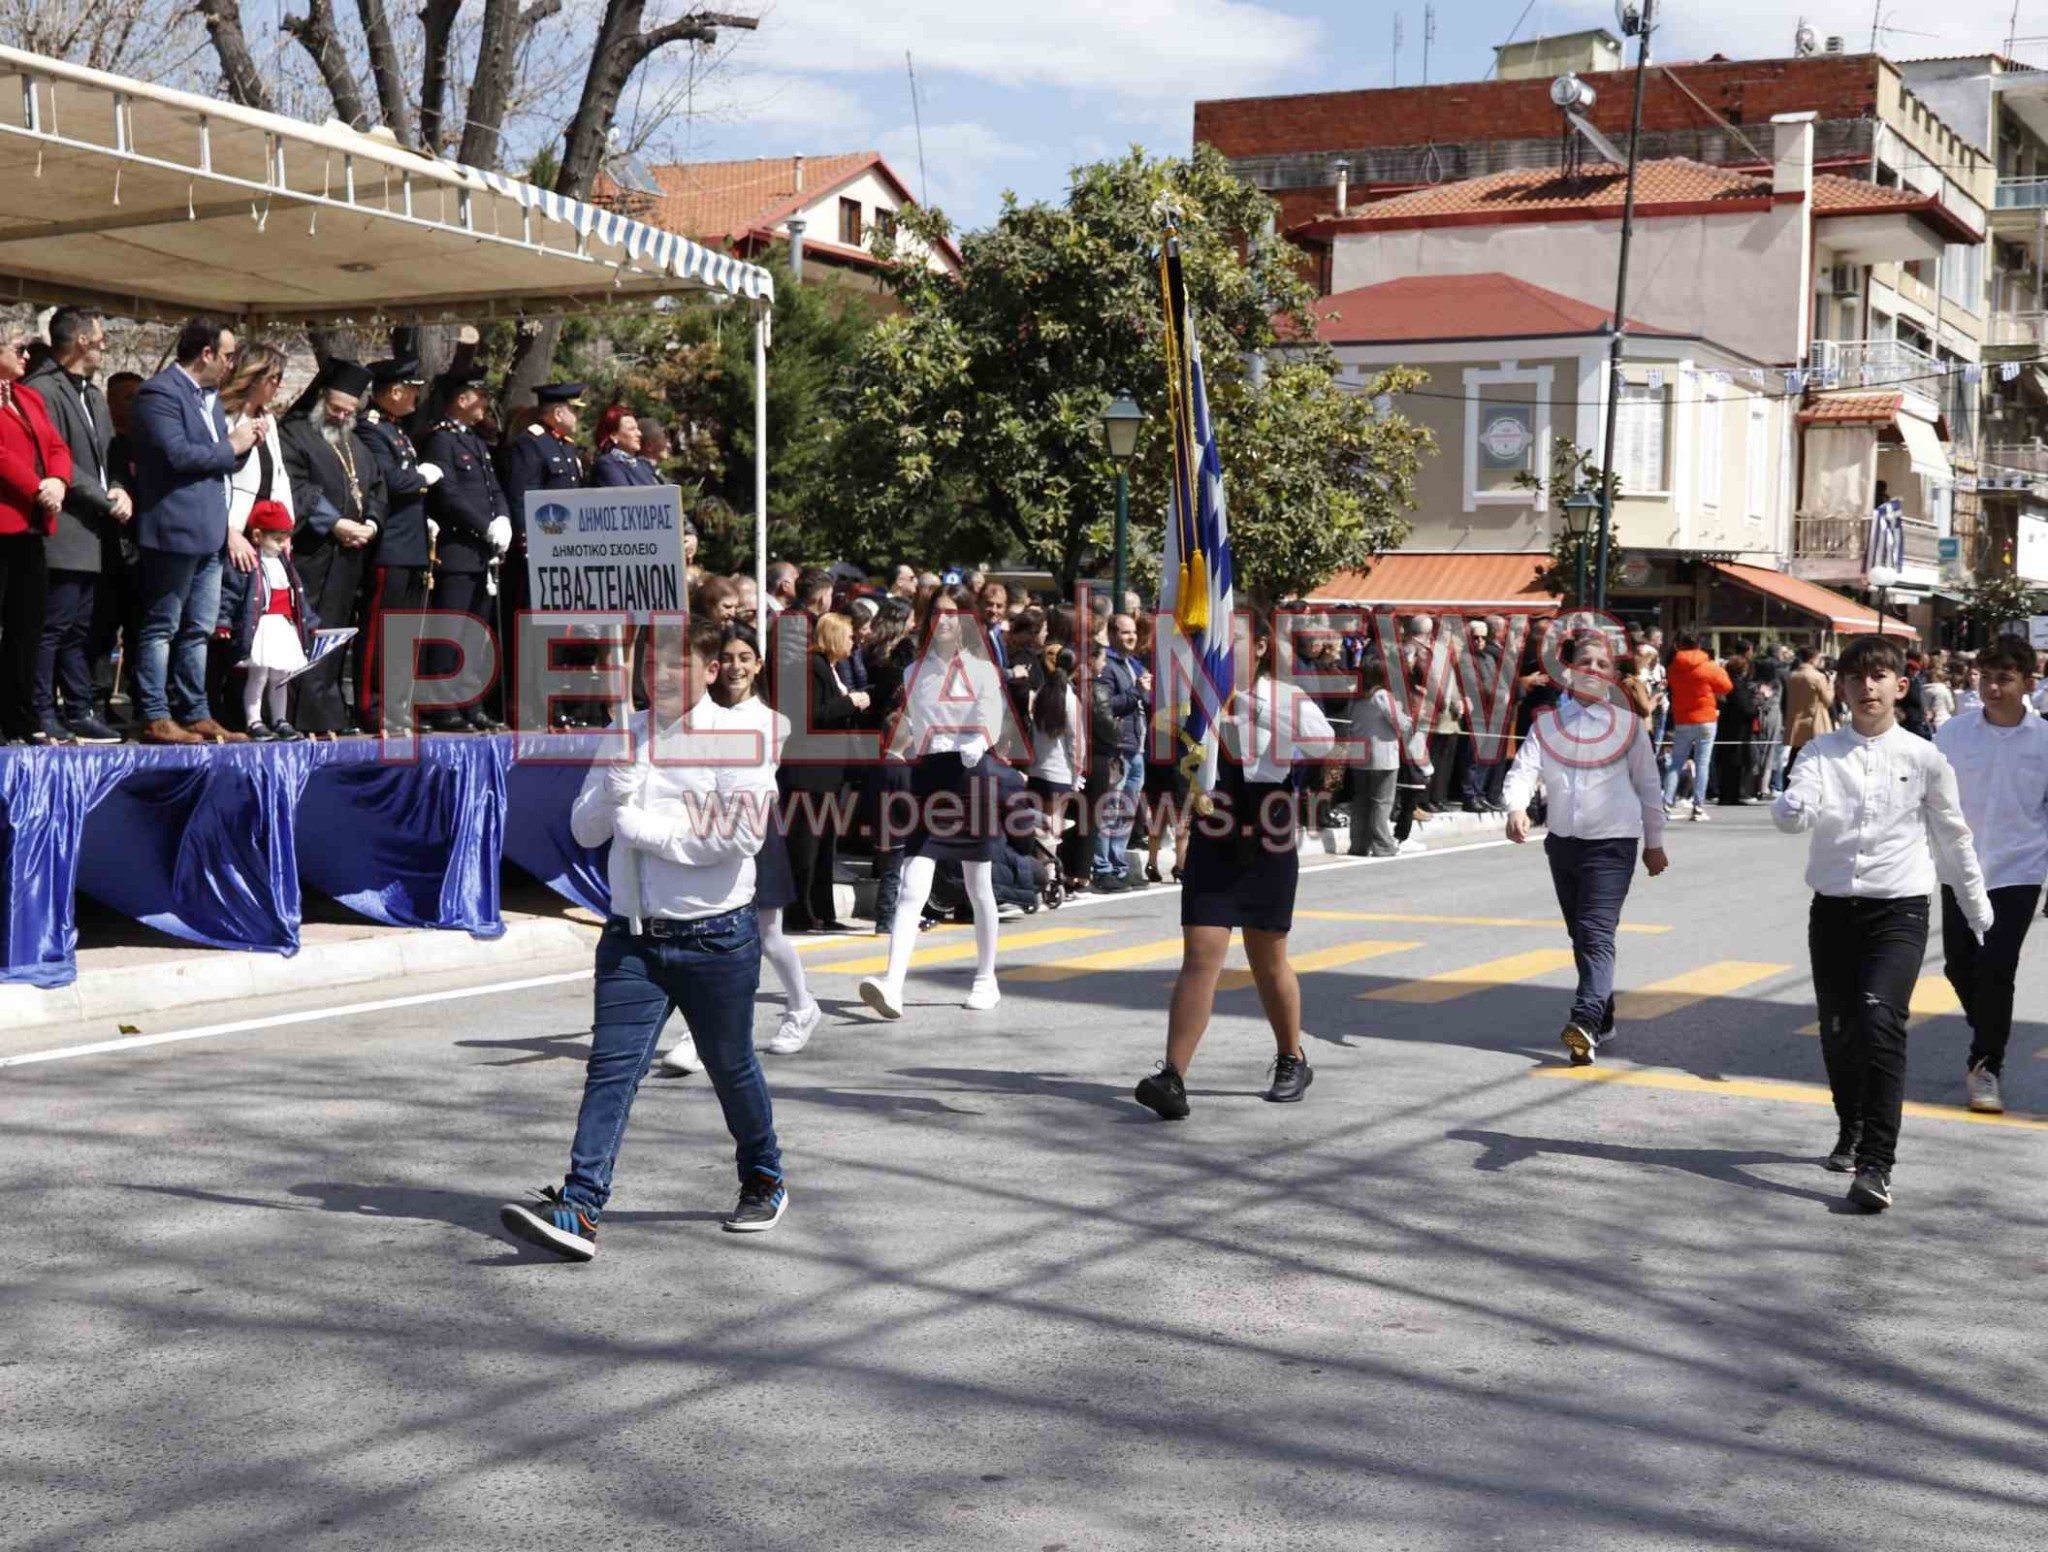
top-left (498, 382), bottom-right (585, 727)
top-left (355, 358), bottom-right (443, 733)
top-left (420, 365), bottom-right (509, 732)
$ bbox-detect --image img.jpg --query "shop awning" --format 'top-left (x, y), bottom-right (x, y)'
top-left (1896, 412), bottom-right (1953, 483)
top-left (0, 42), bottom-right (774, 325)
top-left (1709, 560), bottom-right (1917, 639)
top-left (1309, 551), bottom-right (1560, 610)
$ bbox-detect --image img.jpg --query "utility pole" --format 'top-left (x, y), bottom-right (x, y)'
top-left (1593, 0), bottom-right (1655, 612)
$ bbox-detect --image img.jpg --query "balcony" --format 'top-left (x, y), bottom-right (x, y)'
top-left (1997, 176), bottom-right (2048, 210)
top-left (1790, 512), bottom-right (1942, 582)
top-left (1989, 310), bottom-right (2048, 349)
top-left (1808, 337), bottom-right (1939, 390)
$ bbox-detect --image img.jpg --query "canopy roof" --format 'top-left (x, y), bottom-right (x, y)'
top-left (0, 43), bottom-right (774, 327)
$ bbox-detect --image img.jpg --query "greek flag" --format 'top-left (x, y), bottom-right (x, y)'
top-left (1157, 230), bottom-right (1234, 795)
top-left (1866, 498), bottom-right (1906, 574)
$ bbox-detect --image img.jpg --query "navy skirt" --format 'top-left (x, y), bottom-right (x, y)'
top-left (753, 823), bottom-right (797, 912)
top-left (1180, 780), bottom-right (1301, 933)
top-left (905, 751), bottom-right (1004, 864)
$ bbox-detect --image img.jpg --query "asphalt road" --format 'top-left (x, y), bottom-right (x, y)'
top-left (3, 812), bottom-right (2046, 1551)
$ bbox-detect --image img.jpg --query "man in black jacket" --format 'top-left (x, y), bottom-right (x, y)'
top-left (420, 366), bottom-right (509, 732)
top-left (24, 306), bottom-right (124, 742)
top-left (355, 358), bottom-right (442, 733)
top-left (278, 359), bottom-right (386, 735)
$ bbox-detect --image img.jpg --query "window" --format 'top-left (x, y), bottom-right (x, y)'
top-left (1460, 363), bottom-right (1553, 513)
top-left (1940, 240), bottom-right (1984, 313)
top-left (1697, 387), bottom-right (1723, 510)
top-left (874, 208), bottom-right (897, 246)
top-left (838, 196), bottom-right (863, 246)
top-left (1614, 383), bottom-right (1667, 495)
top-left (1746, 398), bottom-right (1772, 523)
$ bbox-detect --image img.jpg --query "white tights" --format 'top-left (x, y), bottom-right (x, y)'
top-left (758, 907), bottom-right (816, 1015)
top-left (242, 666), bottom-right (289, 730)
top-left (879, 855), bottom-right (998, 991)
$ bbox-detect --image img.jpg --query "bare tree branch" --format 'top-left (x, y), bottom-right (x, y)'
top-left (194, 0), bottom-right (278, 111)
top-left (355, 0), bottom-right (417, 143)
top-left (283, 0), bottom-right (372, 129)
top-left (457, 0), bottom-right (521, 167)
top-left (417, 0), bottom-right (461, 150)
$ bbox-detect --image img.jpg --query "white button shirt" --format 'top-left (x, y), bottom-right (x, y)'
top-left (1223, 678), bottom-right (1337, 782)
top-left (890, 647), bottom-right (1009, 765)
top-left (1771, 721), bottom-right (1992, 933)
top-left (1501, 695), bottom-right (1666, 847)
top-left (1933, 707), bottom-right (2048, 892)
top-left (570, 696), bottom-right (783, 926)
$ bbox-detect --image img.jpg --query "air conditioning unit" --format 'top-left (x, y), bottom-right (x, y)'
top-left (1825, 265), bottom-right (1861, 297)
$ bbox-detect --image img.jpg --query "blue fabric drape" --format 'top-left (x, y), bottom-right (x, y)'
top-left (503, 739), bottom-right (610, 918)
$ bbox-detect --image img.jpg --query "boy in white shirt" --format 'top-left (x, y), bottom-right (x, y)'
top-left (1773, 634), bottom-right (1993, 1212)
top-left (1933, 635), bottom-right (2048, 1115)
top-left (500, 618), bottom-right (786, 1260)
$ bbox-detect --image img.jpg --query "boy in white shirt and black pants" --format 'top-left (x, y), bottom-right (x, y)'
top-left (501, 618), bottom-right (787, 1260)
top-left (1773, 634), bottom-right (1993, 1212)
top-left (1933, 635), bottom-right (2048, 1116)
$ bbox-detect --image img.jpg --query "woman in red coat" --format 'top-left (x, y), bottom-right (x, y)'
top-left (0, 332), bottom-right (74, 743)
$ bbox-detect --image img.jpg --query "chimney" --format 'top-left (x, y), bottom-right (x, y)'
top-left (1770, 112), bottom-right (1816, 198)
top-left (787, 215), bottom-right (806, 282)
top-left (793, 154), bottom-right (805, 193)
top-left (1333, 159), bottom-right (1351, 216)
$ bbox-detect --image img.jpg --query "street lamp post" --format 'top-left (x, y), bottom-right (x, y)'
top-left (1593, 0), bottom-right (1656, 612)
top-left (1100, 393), bottom-right (1146, 613)
top-left (1562, 492), bottom-right (1601, 609)
top-left (1868, 563), bottom-right (1899, 641)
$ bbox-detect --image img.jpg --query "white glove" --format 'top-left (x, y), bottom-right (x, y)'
top-left (427, 518), bottom-right (440, 543)
top-left (602, 755), bottom-right (644, 804)
top-left (416, 461), bottom-right (443, 487)
top-left (487, 516), bottom-right (512, 554)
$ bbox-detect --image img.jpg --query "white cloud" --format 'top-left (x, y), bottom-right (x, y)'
top-left (676, 69), bottom-right (871, 138)
top-left (876, 120), bottom-right (1036, 219)
top-left (743, 0), bottom-right (1322, 100)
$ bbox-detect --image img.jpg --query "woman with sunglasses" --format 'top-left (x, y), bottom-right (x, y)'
top-left (0, 330), bottom-right (74, 745)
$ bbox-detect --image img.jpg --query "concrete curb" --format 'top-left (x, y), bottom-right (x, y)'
top-left (0, 915), bottom-right (601, 1032)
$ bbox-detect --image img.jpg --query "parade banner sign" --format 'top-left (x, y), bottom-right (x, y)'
top-left (524, 486), bottom-right (686, 623)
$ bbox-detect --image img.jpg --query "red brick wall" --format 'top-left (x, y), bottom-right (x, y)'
top-left (1193, 54), bottom-right (1883, 159)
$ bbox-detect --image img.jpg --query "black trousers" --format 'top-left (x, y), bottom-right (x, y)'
top-left (1943, 883), bottom-right (2039, 1075)
top-left (291, 543), bottom-right (365, 733)
top-left (426, 567), bottom-right (488, 721)
top-left (1426, 731), bottom-right (1459, 807)
top-left (0, 532), bottom-right (48, 739)
top-left (356, 564), bottom-right (429, 733)
top-left (1809, 894), bottom-right (1927, 1170)
top-left (34, 566), bottom-right (95, 724)
top-left (780, 787), bottom-right (840, 930)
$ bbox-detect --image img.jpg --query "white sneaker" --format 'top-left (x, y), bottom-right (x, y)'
top-left (1397, 838), bottom-right (1427, 855)
top-left (1966, 1061), bottom-right (2004, 1114)
top-left (996, 900), bottom-right (1025, 920)
top-left (857, 976), bottom-right (904, 1020)
top-left (766, 1002), bottom-right (823, 1055)
top-left (964, 977), bottom-right (1001, 1011)
top-left (1689, 805), bottom-right (1709, 822)
top-left (656, 1036), bottom-right (701, 1075)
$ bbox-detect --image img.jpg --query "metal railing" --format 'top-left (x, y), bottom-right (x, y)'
top-left (1808, 337), bottom-right (1940, 389)
top-left (1989, 310), bottom-right (2048, 348)
top-left (1997, 176), bottom-right (2048, 210)
top-left (1791, 512), bottom-right (1941, 570)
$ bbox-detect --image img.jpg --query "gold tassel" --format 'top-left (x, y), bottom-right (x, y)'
top-left (1184, 551), bottom-right (1210, 633)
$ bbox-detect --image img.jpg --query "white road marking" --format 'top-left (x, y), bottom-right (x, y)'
top-left (2, 837), bottom-right (1513, 1069)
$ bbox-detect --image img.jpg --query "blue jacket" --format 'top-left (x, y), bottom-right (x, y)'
top-left (218, 549), bottom-right (319, 661)
top-left (590, 448), bottom-right (660, 488)
top-left (1100, 650), bottom-right (1145, 756)
top-left (131, 364), bottom-right (236, 556)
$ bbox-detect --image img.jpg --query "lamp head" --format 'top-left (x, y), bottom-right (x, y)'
top-left (1099, 392), bottom-right (1145, 463)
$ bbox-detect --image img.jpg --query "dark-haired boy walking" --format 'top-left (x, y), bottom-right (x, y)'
top-left (1772, 634), bottom-right (1992, 1212)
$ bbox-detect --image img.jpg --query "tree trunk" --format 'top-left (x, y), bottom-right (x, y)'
top-left (284, 0), bottom-right (372, 131)
top-left (418, 0), bottom-right (463, 152)
top-left (457, 0), bottom-right (522, 169)
top-left (195, 0), bottom-right (277, 112)
top-left (356, 0), bottom-right (418, 145)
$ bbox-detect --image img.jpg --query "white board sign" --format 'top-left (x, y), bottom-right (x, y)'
top-left (524, 486), bottom-right (686, 624)
top-left (2029, 615), bottom-right (2048, 651)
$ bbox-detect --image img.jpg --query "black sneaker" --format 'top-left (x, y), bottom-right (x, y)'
top-left (1560, 1022), bottom-right (1598, 1066)
top-left (724, 1170), bottom-right (788, 1233)
top-left (498, 1185), bottom-right (598, 1260)
top-left (1847, 1164), bottom-right (1892, 1212)
top-left (1134, 1063), bottom-right (1190, 1120)
top-left (64, 714), bottom-right (121, 744)
top-left (1266, 1051), bottom-right (1313, 1103)
top-left (271, 720), bottom-right (306, 743)
top-left (245, 722), bottom-right (278, 743)
top-left (1824, 1125), bottom-right (1861, 1173)
top-left (1092, 874), bottom-right (1129, 894)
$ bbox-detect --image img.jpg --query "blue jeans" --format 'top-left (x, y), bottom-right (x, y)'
top-left (135, 548), bottom-right (222, 724)
top-left (1545, 833), bottom-right (1638, 1033)
top-left (1093, 754), bottom-right (1146, 879)
top-left (1660, 720), bottom-right (1715, 808)
top-left (563, 906), bottom-right (777, 1213)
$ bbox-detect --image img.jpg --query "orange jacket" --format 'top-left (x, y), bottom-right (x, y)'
top-left (1666, 648), bottom-right (1732, 727)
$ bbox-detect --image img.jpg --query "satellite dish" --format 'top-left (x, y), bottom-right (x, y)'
top-left (1795, 23), bottom-right (1818, 56)
top-left (1551, 72), bottom-right (1595, 109)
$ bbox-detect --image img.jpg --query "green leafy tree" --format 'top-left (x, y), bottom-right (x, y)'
top-left (830, 146), bottom-right (1431, 597)
top-left (1959, 572), bottom-right (2038, 643)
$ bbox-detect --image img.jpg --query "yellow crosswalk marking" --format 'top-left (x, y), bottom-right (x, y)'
top-left (1218, 938), bottom-right (1420, 991)
top-left (1009, 937), bottom-right (1187, 984)
top-left (1360, 948), bottom-right (1577, 1005)
top-left (792, 926), bottom-right (960, 954)
top-left (1296, 910), bottom-right (1669, 935)
top-left (1795, 974), bottom-right (1961, 1036)
top-left (1614, 961), bottom-right (1790, 1022)
top-left (807, 926), bottom-right (1102, 976)
top-left (1532, 1064), bottom-right (2048, 1131)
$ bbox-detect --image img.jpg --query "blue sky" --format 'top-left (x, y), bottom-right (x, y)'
top-left (669, 1), bottom-right (2037, 232)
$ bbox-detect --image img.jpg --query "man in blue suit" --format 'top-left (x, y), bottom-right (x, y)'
top-left (129, 317), bottom-right (263, 744)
